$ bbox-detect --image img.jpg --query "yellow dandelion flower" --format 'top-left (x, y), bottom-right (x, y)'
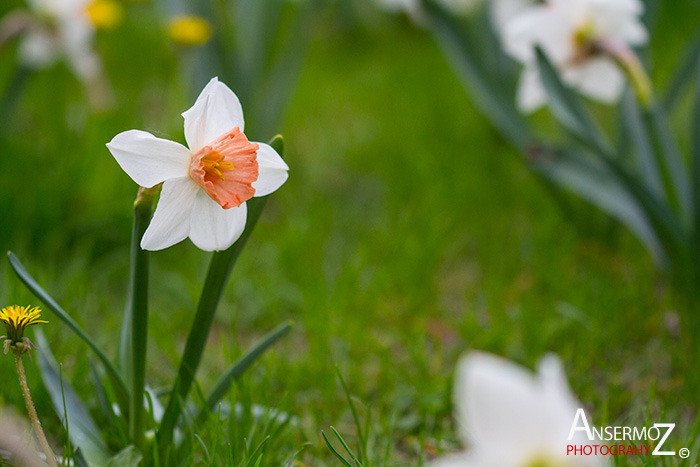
top-left (85, 0), bottom-right (124, 30)
top-left (168, 16), bottom-right (212, 47)
top-left (0, 305), bottom-right (47, 344)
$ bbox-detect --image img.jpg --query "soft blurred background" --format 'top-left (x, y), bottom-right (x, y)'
top-left (1, 0), bottom-right (699, 464)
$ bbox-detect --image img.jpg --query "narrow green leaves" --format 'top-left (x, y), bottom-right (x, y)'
top-left (533, 149), bottom-right (665, 263)
top-left (199, 321), bottom-right (292, 421)
top-left (7, 251), bottom-right (130, 416)
top-left (35, 330), bottom-right (110, 466)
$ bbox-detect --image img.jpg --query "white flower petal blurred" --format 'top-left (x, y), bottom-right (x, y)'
top-left (20, 0), bottom-right (102, 84)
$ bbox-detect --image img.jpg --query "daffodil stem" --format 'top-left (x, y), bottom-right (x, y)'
top-left (156, 197), bottom-right (267, 456)
top-left (14, 353), bottom-right (58, 467)
top-left (129, 187), bottom-right (155, 450)
top-left (598, 40), bottom-right (654, 108)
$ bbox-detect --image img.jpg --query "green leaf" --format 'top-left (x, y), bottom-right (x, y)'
top-left (691, 59), bottom-right (700, 255)
top-left (322, 430), bottom-right (353, 467)
top-left (663, 31), bottom-right (700, 111)
top-left (621, 90), bottom-right (665, 199)
top-left (35, 330), bottom-right (110, 466)
top-left (645, 103), bottom-right (692, 221)
top-left (7, 251), bottom-right (130, 417)
top-left (106, 446), bottom-right (142, 467)
top-left (198, 321), bottom-right (292, 421)
top-left (157, 135), bottom-right (285, 453)
top-left (534, 47), bottom-right (611, 154)
top-left (255, 4), bottom-right (314, 138)
top-left (0, 66), bottom-right (28, 139)
top-left (421, 0), bottom-right (531, 151)
top-left (88, 358), bottom-right (126, 443)
top-left (335, 367), bottom-right (365, 463)
top-left (533, 149), bottom-right (666, 263)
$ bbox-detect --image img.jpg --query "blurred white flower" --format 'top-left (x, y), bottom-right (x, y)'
top-left (20, 0), bottom-right (120, 80)
top-left (500, 0), bottom-right (648, 112)
top-left (107, 77), bottom-right (289, 252)
top-left (433, 352), bottom-right (604, 466)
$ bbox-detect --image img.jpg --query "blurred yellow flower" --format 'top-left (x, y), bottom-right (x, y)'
top-left (168, 16), bottom-right (212, 47)
top-left (0, 306), bottom-right (47, 344)
top-left (85, 0), bottom-right (124, 30)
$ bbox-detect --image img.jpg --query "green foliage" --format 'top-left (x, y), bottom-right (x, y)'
top-left (1, 1), bottom-right (700, 465)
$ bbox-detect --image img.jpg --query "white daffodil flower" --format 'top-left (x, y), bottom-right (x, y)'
top-left (433, 352), bottom-right (604, 467)
top-left (107, 77), bottom-right (289, 252)
top-left (501, 0), bottom-right (648, 112)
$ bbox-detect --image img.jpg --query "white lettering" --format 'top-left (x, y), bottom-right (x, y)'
top-left (569, 409), bottom-right (593, 441)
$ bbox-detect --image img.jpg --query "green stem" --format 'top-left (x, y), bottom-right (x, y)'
top-left (156, 196), bottom-right (267, 455)
top-left (129, 187), bottom-right (155, 449)
top-left (15, 353), bottom-right (58, 467)
top-left (598, 40), bottom-right (654, 108)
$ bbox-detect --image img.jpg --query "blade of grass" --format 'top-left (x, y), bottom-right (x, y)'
top-left (335, 366), bottom-right (365, 462)
top-left (322, 431), bottom-right (353, 467)
top-left (7, 251), bottom-right (130, 417)
top-left (35, 330), bottom-right (110, 466)
top-left (197, 321), bottom-right (292, 422)
top-left (330, 426), bottom-right (360, 466)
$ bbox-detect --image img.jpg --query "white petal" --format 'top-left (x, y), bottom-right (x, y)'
top-left (141, 177), bottom-right (199, 251)
top-left (502, 6), bottom-right (573, 65)
top-left (252, 142), bottom-right (289, 197)
top-left (189, 192), bottom-right (247, 251)
top-left (182, 77), bottom-right (245, 152)
top-left (456, 352), bottom-right (557, 454)
top-left (516, 67), bottom-right (547, 113)
top-left (106, 130), bottom-right (191, 188)
top-left (566, 58), bottom-right (625, 104)
top-left (491, 0), bottom-right (536, 34)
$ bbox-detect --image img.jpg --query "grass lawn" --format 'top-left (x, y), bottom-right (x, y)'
top-left (0, 2), bottom-right (698, 465)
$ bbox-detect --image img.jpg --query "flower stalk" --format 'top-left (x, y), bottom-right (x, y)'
top-left (1, 305), bottom-right (55, 466)
top-left (129, 186), bottom-right (156, 450)
top-left (14, 353), bottom-right (58, 467)
top-left (596, 40), bottom-right (654, 108)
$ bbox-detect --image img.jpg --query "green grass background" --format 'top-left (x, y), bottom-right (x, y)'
top-left (0, 1), bottom-right (699, 464)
